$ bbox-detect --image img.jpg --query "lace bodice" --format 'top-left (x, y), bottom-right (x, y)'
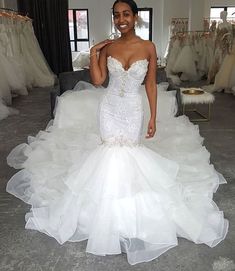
top-left (107, 56), bottom-right (148, 97)
top-left (99, 56), bottom-right (149, 146)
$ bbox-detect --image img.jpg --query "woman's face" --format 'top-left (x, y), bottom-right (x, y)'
top-left (113, 2), bottom-right (137, 34)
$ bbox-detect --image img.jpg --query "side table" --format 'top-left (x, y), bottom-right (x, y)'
top-left (180, 88), bottom-right (215, 122)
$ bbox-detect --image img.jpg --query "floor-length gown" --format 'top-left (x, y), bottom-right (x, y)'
top-left (213, 40), bottom-right (235, 92)
top-left (172, 37), bottom-right (199, 82)
top-left (207, 26), bottom-right (232, 83)
top-left (6, 56), bottom-right (228, 265)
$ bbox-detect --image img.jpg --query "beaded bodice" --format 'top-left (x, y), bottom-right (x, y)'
top-left (99, 56), bottom-right (149, 146)
top-left (107, 56), bottom-right (148, 97)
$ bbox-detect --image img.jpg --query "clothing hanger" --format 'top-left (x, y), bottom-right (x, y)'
top-left (0, 8), bottom-right (32, 22)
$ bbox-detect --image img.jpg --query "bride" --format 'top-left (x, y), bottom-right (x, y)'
top-left (6, 0), bottom-right (228, 265)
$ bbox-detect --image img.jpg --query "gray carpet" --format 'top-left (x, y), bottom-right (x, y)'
top-left (0, 88), bottom-right (235, 271)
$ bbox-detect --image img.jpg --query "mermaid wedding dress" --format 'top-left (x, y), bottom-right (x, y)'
top-left (6, 56), bottom-right (228, 265)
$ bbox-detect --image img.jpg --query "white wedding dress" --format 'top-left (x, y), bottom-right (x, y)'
top-left (6, 56), bottom-right (228, 265)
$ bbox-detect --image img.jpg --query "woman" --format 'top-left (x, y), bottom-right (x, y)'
top-left (6, 0), bottom-right (228, 265)
top-left (90, 0), bottom-right (157, 140)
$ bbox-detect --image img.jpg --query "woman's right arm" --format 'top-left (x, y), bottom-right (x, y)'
top-left (89, 40), bottom-right (113, 86)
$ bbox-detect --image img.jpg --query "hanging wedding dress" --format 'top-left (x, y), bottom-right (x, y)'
top-left (207, 26), bottom-right (232, 83)
top-left (0, 21), bottom-right (20, 119)
top-left (0, 23), bottom-right (24, 104)
top-left (19, 20), bottom-right (56, 88)
top-left (197, 35), bottom-right (214, 78)
top-left (172, 36), bottom-right (199, 81)
top-left (165, 38), bottom-right (181, 77)
top-left (6, 56), bottom-right (228, 265)
top-left (165, 37), bottom-right (184, 85)
top-left (0, 13), bottom-right (56, 121)
top-left (7, 20), bottom-right (28, 95)
top-left (212, 39), bottom-right (235, 93)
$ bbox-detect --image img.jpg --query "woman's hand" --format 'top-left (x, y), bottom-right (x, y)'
top-left (146, 118), bottom-right (156, 138)
top-left (89, 39), bottom-right (114, 86)
top-left (90, 39), bottom-right (114, 53)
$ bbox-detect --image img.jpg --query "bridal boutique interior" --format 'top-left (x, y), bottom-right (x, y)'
top-left (0, 0), bottom-right (235, 270)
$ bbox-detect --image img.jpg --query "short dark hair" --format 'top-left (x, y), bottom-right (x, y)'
top-left (112, 0), bottom-right (138, 15)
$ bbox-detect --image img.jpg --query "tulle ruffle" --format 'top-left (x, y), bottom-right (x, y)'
top-left (6, 87), bottom-right (228, 265)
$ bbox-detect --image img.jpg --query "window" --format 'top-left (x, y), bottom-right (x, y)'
top-left (227, 7), bottom-right (235, 18)
top-left (210, 6), bottom-right (235, 23)
top-left (136, 8), bottom-right (153, 41)
top-left (210, 7), bottom-right (225, 19)
top-left (68, 9), bottom-right (90, 51)
top-left (111, 8), bottom-right (153, 41)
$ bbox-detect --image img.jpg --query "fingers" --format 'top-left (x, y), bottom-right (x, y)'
top-left (103, 39), bottom-right (115, 46)
top-left (105, 39), bottom-right (114, 43)
top-left (102, 39), bottom-right (114, 45)
top-left (95, 39), bottom-right (114, 51)
top-left (145, 127), bottom-right (156, 138)
top-left (145, 121), bottom-right (156, 138)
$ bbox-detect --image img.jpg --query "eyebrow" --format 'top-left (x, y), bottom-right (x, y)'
top-left (114, 10), bottom-right (131, 14)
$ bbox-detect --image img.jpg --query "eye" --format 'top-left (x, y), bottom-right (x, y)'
top-left (113, 14), bottom-right (119, 19)
top-left (123, 12), bottom-right (130, 17)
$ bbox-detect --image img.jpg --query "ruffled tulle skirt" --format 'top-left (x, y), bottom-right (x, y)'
top-left (6, 87), bottom-right (228, 265)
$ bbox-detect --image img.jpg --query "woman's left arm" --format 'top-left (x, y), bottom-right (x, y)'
top-left (145, 41), bottom-right (157, 138)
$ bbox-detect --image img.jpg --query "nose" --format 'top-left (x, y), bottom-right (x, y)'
top-left (118, 14), bottom-right (125, 23)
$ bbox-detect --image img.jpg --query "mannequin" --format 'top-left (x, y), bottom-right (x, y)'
top-left (218, 11), bottom-right (232, 30)
top-left (207, 11), bottom-right (233, 83)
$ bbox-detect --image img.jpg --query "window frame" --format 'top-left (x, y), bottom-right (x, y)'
top-left (69, 9), bottom-right (90, 52)
top-left (138, 7), bottom-right (153, 41)
top-left (210, 6), bottom-right (235, 17)
top-left (211, 6), bottom-right (228, 11)
top-left (209, 6), bottom-right (235, 26)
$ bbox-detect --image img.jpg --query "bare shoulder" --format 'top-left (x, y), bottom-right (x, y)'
top-left (105, 39), bottom-right (121, 55)
top-left (142, 40), bottom-right (157, 53)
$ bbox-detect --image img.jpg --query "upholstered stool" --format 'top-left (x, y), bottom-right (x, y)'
top-left (180, 88), bottom-right (215, 122)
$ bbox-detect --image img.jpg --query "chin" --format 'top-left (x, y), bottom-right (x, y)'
top-left (118, 27), bottom-right (132, 34)
top-left (119, 29), bottom-right (129, 34)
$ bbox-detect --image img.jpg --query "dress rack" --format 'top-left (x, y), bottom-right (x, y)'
top-left (0, 8), bottom-right (32, 20)
top-left (171, 17), bottom-right (189, 19)
top-left (0, 7), bottom-right (15, 11)
top-left (204, 17), bottom-right (235, 24)
top-left (174, 30), bottom-right (211, 37)
top-left (176, 30), bottom-right (209, 33)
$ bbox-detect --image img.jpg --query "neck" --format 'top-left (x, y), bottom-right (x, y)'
top-left (120, 29), bottom-right (136, 41)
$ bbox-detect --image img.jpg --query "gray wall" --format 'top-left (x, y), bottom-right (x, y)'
top-left (0, 0), bottom-right (18, 10)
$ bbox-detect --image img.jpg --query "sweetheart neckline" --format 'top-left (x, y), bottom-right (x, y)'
top-left (108, 56), bottom-right (149, 72)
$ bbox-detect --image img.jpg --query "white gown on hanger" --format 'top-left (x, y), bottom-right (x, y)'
top-left (166, 38), bottom-right (181, 76)
top-left (197, 36), bottom-right (214, 77)
top-left (6, 56), bottom-right (228, 265)
top-left (0, 23), bottom-right (27, 98)
top-left (7, 22), bottom-right (28, 95)
top-left (19, 21), bottom-right (55, 88)
top-left (213, 40), bottom-right (235, 92)
top-left (172, 37), bottom-right (199, 82)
